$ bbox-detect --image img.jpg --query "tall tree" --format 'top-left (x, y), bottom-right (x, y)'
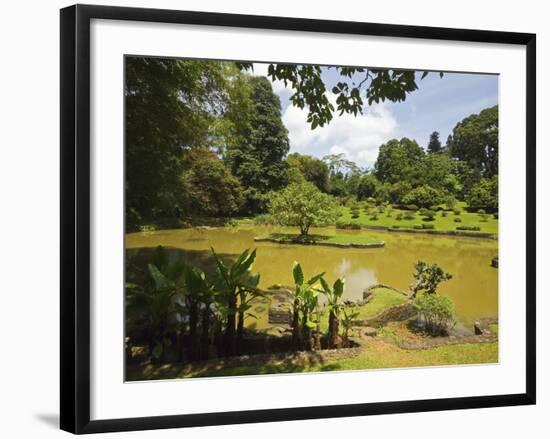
top-left (449, 106), bottom-right (498, 177)
top-left (225, 76), bottom-right (290, 214)
top-left (427, 131), bottom-right (442, 153)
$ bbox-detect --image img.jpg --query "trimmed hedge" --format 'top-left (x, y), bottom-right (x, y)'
top-left (456, 225), bottom-right (481, 231)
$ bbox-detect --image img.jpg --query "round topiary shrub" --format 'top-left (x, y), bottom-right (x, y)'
top-left (403, 213), bottom-right (415, 220)
top-left (413, 293), bottom-right (455, 335)
top-left (453, 209), bottom-right (461, 215)
top-left (454, 217), bottom-right (462, 223)
top-left (441, 211), bottom-right (448, 217)
top-left (395, 213), bottom-right (403, 221)
top-left (406, 204), bottom-right (419, 212)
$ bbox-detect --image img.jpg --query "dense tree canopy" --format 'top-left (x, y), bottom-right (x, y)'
top-left (180, 148), bottom-right (244, 217)
top-left (374, 138), bottom-right (425, 184)
top-left (286, 153), bottom-right (330, 193)
top-left (449, 106), bottom-right (498, 178)
top-left (125, 57), bottom-right (228, 229)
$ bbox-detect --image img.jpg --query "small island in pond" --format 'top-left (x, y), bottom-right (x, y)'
top-left (125, 56), bottom-right (499, 380)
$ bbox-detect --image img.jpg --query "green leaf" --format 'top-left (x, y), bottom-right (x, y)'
top-left (306, 272), bottom-right (325, 286)
top-left (305, 321), bottom-right (317, 329)
top-left (333, 278), bottom-right (345, 297)
top-left (148, 264), bottom-right (170, 290)
top-left (292, 261), bottom-right (304, 285)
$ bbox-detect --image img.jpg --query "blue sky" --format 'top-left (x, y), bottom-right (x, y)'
top-left (253, 63), bottom-right (498, 169)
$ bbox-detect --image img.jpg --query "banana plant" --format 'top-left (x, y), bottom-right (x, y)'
top-left (211, 247), bottom-right (263, 356)
top-left (319, 277), bottom-right (345, 348)
top-left (126, 255), bottom-right (185, 363)
top-left (340, 304), bottom-right (360, 347)
top-left (290, 262), bottom-right (325, 350)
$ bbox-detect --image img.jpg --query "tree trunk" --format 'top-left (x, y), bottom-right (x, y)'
top-left (291, 299), bottom-right (301, 349)
top-left (224, 294), bottom-right (237, 357)
top-left (328, 311), bottom-right (341, 349)
top-left (188, 303), bottom-right (199, 361)
top-left (301, 312), bottom-right (311, 351)
top-left (313, 321), bottom-right (321, 350)
top-left (236, 310), bottom-right (244, 354)
top-left (200, 307), bottom-right (210, 360)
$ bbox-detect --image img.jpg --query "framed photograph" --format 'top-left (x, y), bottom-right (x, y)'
top-left (60, 4), bottom-right (536, 434)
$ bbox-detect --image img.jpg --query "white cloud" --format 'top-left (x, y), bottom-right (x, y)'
top-left (282, 95), bottom-right (398, 168)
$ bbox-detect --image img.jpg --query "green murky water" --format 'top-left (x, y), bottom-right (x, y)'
top-left (126, 226), bottom-right (498, 327)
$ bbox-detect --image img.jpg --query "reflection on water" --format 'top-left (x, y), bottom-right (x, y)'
top-left (126, 225), bottom-right (498, 327)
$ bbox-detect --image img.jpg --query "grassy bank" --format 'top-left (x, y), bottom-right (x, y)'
top-left (175, 340), bottom-right (497, 378)
top-left (339, 201), bottom-right (498, 235)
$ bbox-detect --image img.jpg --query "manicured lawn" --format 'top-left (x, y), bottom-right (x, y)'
top-left (178, 340), bottom-right (498, 378)
top-left (339, 201), bottom-right (498, 235)
top-left (258, 232), bottom-right (384, 246)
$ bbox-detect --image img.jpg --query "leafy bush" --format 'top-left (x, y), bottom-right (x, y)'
top-left (477, 209), bottom-right (486, 215)
top-left (453, 208), bottom-right (461, 215)
top-left (402, 185), bottom-right (445, 209)
top-left (493, 212), bottom-right (499, 219)
top-left (466, 176), bottom-right (498, 212)
top-left (421, 223), bottom-right (435, 229)
top-left (456, 225), bottom-right (481, 231)
top-left (413, 294), bottom-right (455, 335)
top-left (351, 212), bottom-right (360, 219)
top-left (406, 204), bottom-right (419, 212)
top-left (395, 213), bottom-right (403, 221)
top-left (454, 217), bottom-right (462, 223)
top-left (403, 213), bottom-right (415, 220)
top-left (369, 214), bottom-right (379, 220)
top-left (441, 211), bottom-right (448, 217)
top-left (336, 220), bottom-right (361, 230)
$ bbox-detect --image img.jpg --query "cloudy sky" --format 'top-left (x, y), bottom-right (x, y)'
top-left (252, 63), bottom-right (498, 169)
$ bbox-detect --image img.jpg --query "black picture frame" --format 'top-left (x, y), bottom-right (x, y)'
top-left (60, 4), bottom-right (536, 434)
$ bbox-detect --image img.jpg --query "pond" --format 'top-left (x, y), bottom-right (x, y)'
top-left (126, 225), bottom-right (498, 328)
